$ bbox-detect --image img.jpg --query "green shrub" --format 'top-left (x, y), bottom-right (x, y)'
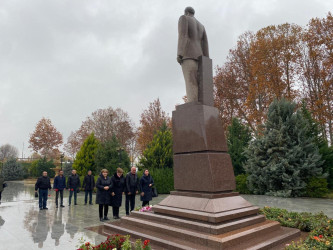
top-left (259, 207), bottom-right (333, 249)
top-left (306, 177), bottom-right (329, 198)
top-left (235, 174), bottom-right (251, 194)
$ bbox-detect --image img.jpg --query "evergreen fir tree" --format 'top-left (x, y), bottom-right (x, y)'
top-left (72, 133), bottom-right (99, 176)
top-left (139, 122), bottom-right (173, 169)
top-left (301, 103), bottom-right (333, 189)
top-left (227, 118), bottom-right (252, 176)
top-left (2, 158), bottom-right (24, 180)
top-left (244, 99), bottom-right (324, 197)
top-left (95, 136), bottom-right (130, 174)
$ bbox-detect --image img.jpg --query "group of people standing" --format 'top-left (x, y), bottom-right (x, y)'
top-left (96, 167), bottom-right (154, 221)
top-left (34, 166), bottom-right (155, 222)
top-left (35, 169), bottom-right (93, 210)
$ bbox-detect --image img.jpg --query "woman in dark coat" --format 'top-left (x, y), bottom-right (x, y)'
top-left (110, 168), bottom-right (126, 219)
top-left (139, 169), bottom-right (154, 207)
top-left (95, 169), bottom-right (112, 221)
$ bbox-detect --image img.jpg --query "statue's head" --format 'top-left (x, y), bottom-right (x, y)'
top-left (184, 6), bottom-right (195, 16)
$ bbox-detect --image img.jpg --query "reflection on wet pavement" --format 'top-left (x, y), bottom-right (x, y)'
top-left (0, 181), bottom-right (166, 249)
top-left (0, 181), bottom-right (332, 249)
top-left (242, 194), bottom-right (333, 218)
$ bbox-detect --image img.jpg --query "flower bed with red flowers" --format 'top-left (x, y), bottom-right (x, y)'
top-left (260, 207), bottom-right (332, 249)
top-left (77, 234), bottom-right (152, 250)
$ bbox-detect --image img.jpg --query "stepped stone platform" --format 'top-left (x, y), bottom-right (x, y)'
top-left (101, 190), bottom-right (300, 249)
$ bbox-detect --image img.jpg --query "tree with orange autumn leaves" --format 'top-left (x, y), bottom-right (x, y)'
top-left (64, 100), bottom-right (171, 161)
top-left (64, 107), bottom-right (135, 159)
top-left (29, 117), bottom-right (63, 158)
top-left (137, 98), bottom-right (171, 153)
top-left (214, 12), bottom-right (332, 144)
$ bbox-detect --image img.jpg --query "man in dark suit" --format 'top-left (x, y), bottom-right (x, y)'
top-left (35, 171), bottom-right (51, 210)
top-left (177, 6), bottom-right (209, 103)
top-left (67, 169), bottom-right (80, 206)
top-left (82, 170), bottom-right (95, 205)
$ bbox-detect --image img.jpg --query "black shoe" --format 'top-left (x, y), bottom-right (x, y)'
top-left (89, 203), bottom-right (93, 205)
top-left (126, 213), bottom-right (129, 216)
top-left (103, 216), bottom-right (109, 221)
top-left (113, 216), bottom-right (117, 219)
top-left (68, 204), bottom-right (71, 206)
top-left (39, 208), bottom-right (43, 210)
top-left (100, 218), bottom-right (104, 222)
top-left (56, 205), bottom-right (58, 208)
top-left (43, 207), bottom-right (48, 210)
top-left (74, 203), bottom-right (78, 205)
top-left (115, 216), bottom-right (120, 219)
top-left (60, 205), bottom-right (65, 208)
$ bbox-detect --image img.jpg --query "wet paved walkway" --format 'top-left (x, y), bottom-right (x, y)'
top-left (0, 181), bottom-right (332, 249)
top-left (0, 181), bottom-right (165, 250)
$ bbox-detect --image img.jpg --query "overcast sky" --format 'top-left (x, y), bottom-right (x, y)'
top-left (0, 0), bottom-right (332, 157)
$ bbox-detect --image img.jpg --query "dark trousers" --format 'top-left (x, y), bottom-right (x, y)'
top-left (99, 204), bottom-right (109, 218)
top-left (55, 190), bottom-right (64, 206)
top-left (142, 201), bottom-right (149, 207)
top-left (112, 206), bottom-right (120, 217)
top-left (39, 189), bottom-right (48, 208)
top-left (69, 189), bottom-right (78, 205)
top-left (0, 191), bottom-right (2, 201)
top-left (125, 193), bottom-right (136, 214)
top-left (85, 190), bottom-right (93, 204)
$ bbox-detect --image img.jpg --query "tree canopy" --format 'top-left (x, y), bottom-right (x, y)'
top-left (29, 117), bottom-right (63, 159)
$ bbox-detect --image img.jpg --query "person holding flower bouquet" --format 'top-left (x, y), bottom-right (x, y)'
top-left (110, 168), bottom-right (126, 219)
top-left (139, 169), bottom-right (154, 207)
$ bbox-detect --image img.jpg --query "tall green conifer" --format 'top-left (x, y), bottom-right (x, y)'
top-left (72, 133), bottom-right (99, 176)
top-left (245, 99), bottom-right (323, 197)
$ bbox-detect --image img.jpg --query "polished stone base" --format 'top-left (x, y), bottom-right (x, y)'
top-left (174, 152), bottom-right (236, 192)
top-left (103, 192), bottom-right (301, 249)
top-left (172, 103), bottom-right (228, 154)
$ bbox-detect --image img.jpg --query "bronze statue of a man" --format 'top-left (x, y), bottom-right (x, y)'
top-left (177, 7), bottom-right (209, 103)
